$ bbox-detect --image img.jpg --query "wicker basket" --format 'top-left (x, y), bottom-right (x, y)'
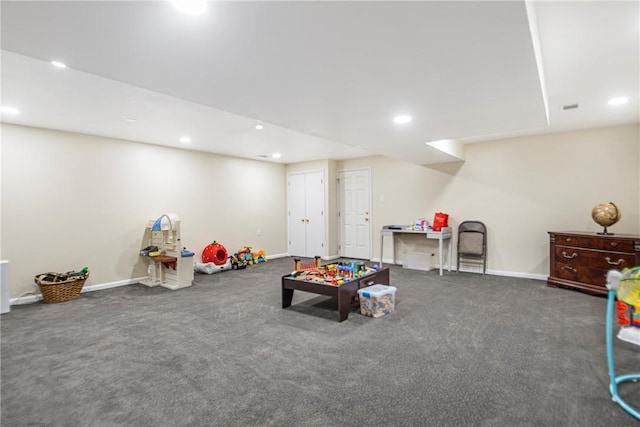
top-left (35, 272), bottom-right (89, 303)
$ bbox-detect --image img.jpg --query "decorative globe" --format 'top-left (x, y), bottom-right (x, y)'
top-left (591, 202), bottom-right (621, 235)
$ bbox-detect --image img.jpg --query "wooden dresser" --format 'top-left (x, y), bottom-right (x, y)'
top-left (548, 231), bottom-right (640, 295)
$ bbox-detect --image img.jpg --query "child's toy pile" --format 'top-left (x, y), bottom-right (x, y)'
top-left (288, 257), bottom-right (380, 286)
top-left (230, 246), bottom-right (268, 270)
top-left (196, 242), bottom-right (268, 274)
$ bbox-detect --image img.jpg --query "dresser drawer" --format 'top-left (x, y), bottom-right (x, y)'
top-left (554, 233), bottom-right (634, 252)
top-left (549, 231), bottom-right (640, 296)
top-left (553, 246), bottom-right (635, 269)
top-left (554, 263), bottom-right (609, 287)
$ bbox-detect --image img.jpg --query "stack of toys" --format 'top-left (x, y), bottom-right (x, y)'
top-left (288, 257), bottom-right (379, 286)
top-left (231, 246), bottom-right (268, 267)
top-left (229, 252), bottom-right (248, 270)
top-left (193, 241), bottom-right (270, 273)
top-left (228, 246), bottom-right (268, 270)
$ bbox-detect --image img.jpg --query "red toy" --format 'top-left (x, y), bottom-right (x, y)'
top-left (202, 241), bottom-right (228, 266)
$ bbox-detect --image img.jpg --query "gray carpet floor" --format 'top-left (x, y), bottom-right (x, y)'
top-left (2, 257), bottom-right (639, 426)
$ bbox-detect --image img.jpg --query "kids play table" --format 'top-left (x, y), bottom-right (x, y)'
top-left (281, 267), bottom-right (390, 322)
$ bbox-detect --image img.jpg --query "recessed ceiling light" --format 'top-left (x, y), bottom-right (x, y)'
top-left (272, 153), bottom-right (282, 159)
top-left (608, 97), bottom-right (628, 106)
top-left (180, 136), bottom-right (191, 143)
top-left (171, 0), bottom-right (207, 15)
top-left (393, 115), bottom-right (412, 124)
top-left (255, 123), bottom-right (264, 130)
top-left (51, 61), bottom-right (67, 69)
top-left (1, 106), bottom-right (20, 115)
top-left (125, 118), bottom-right (137, 123)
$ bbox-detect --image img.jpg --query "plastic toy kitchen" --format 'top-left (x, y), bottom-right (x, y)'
top-left (139, 213), bottom-right (194, 290)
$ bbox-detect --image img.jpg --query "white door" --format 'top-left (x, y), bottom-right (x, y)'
top-left (288, 173), bottom-right (307, 257)
top-left (338, 169), bottom-right (371, 259)
top-left (287, 171), bottom-right (325, 257)
top-left (304, 171), bottom-right (325, 257)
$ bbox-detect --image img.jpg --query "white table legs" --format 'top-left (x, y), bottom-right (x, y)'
top-left (379, 230), bottom-right (451, 276)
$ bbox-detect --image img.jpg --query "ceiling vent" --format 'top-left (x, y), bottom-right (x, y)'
top-left (562, 103), bottom-right (579, 110)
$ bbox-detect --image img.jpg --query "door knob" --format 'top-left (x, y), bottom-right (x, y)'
top-left (365, 218), bottom-right (369, 222)
top-left (306, 219), bottom-right (310, 223)
top-left (301, 218), bottom-right (305, 223)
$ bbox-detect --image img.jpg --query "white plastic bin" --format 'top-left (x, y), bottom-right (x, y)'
top-left (357, 284), bottom-right (397, 318)
top-left (403, 251), bottom-right (434, 271)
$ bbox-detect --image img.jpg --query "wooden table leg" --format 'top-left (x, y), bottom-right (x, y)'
top-left (282, 287), bottom-right (294, 308)
top-left (337, 281), bottom-right (357, 322)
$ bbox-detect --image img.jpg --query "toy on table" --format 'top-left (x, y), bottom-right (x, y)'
top-left (289, 257), bottom-right (378, 286)
top-left (293, 256), bottom-right (322, 272)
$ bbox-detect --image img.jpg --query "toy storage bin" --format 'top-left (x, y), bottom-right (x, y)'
top-left (34, 271), bottom-right (90, 303)
top-left (357, 284), bottom-right (397, 318)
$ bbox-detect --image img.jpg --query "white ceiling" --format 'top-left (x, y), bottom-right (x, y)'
top-left (1, 1), bottom-right (638, 165)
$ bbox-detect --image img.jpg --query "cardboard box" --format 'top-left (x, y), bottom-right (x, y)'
top-left (403, 251), bottom-right (434, 271)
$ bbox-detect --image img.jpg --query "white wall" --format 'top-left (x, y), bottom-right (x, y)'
top-left (3, 122), bottom-right (638, 298)
top-left (1, 124), bottom-right (288, 298)
top-left (340, 124), bottom-right (639, 277)
top-left (338, 156), bottom-right (452, 266)
top-left (431, 124), bottom-right (640, 276)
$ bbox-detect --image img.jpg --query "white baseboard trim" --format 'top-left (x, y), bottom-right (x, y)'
top-left (84, 277), bottom-right (148, 292)
top-left (484, 269), bottom-right (547, 281)
top-left (10, 276), bottom-right (147, 306)
top-left (9, 294), bottom-right (41, 305)
top-left (10, 259), bottom-right (546, 307)
top-left (371, 257), bottom-right (547, 281)
top-left (276, 253), bottom-right (340, 261)
top-left (11, 253), bottom-right (292, 306)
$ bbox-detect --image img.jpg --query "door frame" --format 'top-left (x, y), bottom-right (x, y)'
top-left (337, 167), bottom-right (372, 260)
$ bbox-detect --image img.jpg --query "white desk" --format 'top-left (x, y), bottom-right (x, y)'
top-left (380, 226), bottom-right (452, 276)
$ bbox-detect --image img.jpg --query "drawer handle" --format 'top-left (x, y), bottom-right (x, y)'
top-left (363, 281), bottom-right (374, 286)
top-left (565, 237), bottom-right (572, 242)
top-left (605, 257), bottom-right (625, 266)
top-left (610, 242), bottom-right (618, 247)
top-left (561, 266), bottom-right (576, 273)
top-left (561, 251), bottom-right (578, 259)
